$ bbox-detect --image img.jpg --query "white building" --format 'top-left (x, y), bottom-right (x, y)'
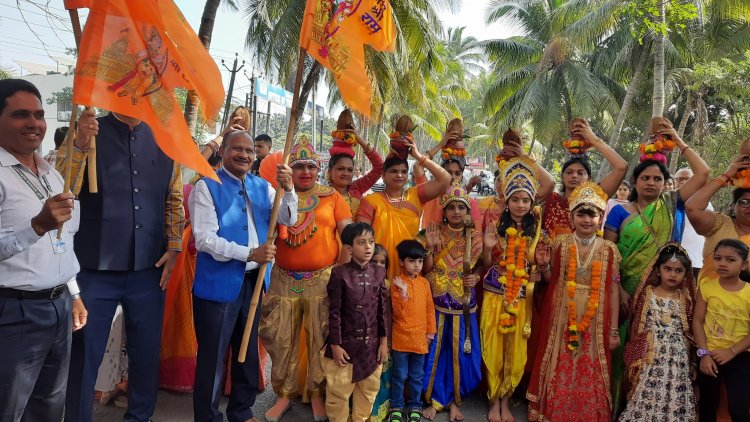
top-left (20, 72), bottom-right (74, 157)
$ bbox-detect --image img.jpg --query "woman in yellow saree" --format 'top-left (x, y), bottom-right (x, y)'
top-left (356, 119), bottom-right (451, 280)
top-left (603, 122), bottom-right (708, 415)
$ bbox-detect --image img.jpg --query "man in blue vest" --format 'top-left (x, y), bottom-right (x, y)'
top-left (58, 110), bottom-right (185, 422)
top-left (189, 130), bottom-right (297, 422)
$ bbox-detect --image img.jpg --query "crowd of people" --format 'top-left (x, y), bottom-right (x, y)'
top-left (2, 77), bottom-right (750, 422)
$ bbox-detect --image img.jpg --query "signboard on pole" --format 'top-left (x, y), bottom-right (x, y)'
top-left (255, 77), bottom-right (324, 116)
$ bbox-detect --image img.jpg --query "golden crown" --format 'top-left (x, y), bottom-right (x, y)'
top-left (440, 180), bottom-right (471, 209)
top-left (568, 181), bottom-right (608, 212)
top-left (500, 156), bottom-right (539, 199)
top-left (289, 135), bottom-right (319, 167)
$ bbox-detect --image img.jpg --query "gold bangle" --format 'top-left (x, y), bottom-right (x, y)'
top-left (418, 155), bottom-right (428, 166)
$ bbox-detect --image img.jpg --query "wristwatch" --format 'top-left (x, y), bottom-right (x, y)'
top-left (697, 348), bottom-right (709, 357)
top-left (246, 248), bottom-right (255, 262)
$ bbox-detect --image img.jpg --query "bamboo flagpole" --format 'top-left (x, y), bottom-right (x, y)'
top-left (237, 47), bottom-right (308, 363)
top-left (67, 8), bottom-right (97, 192)
top-left (58, 8), bottom-right (95, 239)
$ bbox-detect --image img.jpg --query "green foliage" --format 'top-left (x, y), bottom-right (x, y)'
top-left (46, 87), bottom-right (73, 105)
top-left (620, 0), bottom-right (698, 43)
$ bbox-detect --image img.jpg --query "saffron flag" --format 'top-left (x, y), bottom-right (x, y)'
top-left (64, 0), bottom-right (223, 180)
top-left (300, 0), bottom-right (396, 117)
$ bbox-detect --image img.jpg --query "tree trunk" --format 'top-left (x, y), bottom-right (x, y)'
top-left (183, 0), bottom-right (222, 134)
top-left (293, 60), bottom-right (324, 136)
top-left (596, 43), bottom-right (651, 180)
top-left (669, 91), bottom-right (694, 173)
top-left (559, 68), bottom-right (573, 126)
top-left (652, 1), bottom-right (667, 118)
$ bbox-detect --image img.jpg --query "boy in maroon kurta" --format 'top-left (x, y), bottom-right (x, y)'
top-left (323, 222), bottom-right (389, 422)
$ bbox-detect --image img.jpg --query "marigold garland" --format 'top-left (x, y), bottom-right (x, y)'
top-left (499, 226), bottom-right (529, 334)
top-left (638, 136), bottom-right (676, 164)
top-left (563, 138), bottom-right (592, 154)
top-left (734, 167), bottom-right (750, 188)
top-left (566, 242), bottom-right (603, 351)
top-left (331, 130), bottom-right (357, 145)
top-left (441, 147), bottom-right (467, 159)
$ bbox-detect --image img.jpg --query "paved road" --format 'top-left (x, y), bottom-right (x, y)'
top-left (93, 389), bottom-right (529, 422)
top-left (92, 362), bottom-right (529, 421)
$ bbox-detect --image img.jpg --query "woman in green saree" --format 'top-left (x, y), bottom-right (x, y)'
top-left (603, 121), bottom-right (708, 415)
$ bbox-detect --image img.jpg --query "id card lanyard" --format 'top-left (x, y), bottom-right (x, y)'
top-left (13, 165), bottom-right (67, 254)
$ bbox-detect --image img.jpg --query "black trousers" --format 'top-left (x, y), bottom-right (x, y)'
top-left (0, 290), bottom-right (71, 422)
top-left (698, 351), bottom-right (750, 422)
top-left (193, 270), bottom-right (263, 422)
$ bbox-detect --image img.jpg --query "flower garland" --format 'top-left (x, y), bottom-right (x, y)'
top-left (566, 242), bottom-right (603, 350)
top-left (331, 130), bottom-right (357, 146)
top-left (499, 227), bottom-right (529, 333)
top-left (441, 147), bottom-right (466, 159)
top-left (563, 138), bottom-right (591, 154)
top-left (638, 136), bottom-right (676, 165)
top-left (733, 167), bottom-right (750, 188)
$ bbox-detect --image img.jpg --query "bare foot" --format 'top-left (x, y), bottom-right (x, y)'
top-left (422, 405), bottom-right (437, 421)
top-left (311, 396), bottom-right (327, 419)
top-left (449, 403), bottom-right (464, 421)
top-left (264, 397), bottom-right (290, 421)
top-left (500, 397), bottom-right (515, 422)
top-left (487, 399), bottom-right (501, 422)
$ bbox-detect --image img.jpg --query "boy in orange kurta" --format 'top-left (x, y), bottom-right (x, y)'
top-left (389, 240), bottom-right (436, 422)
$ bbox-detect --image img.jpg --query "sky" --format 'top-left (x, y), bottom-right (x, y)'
top-left (0, 0), bottom-right (519, 111)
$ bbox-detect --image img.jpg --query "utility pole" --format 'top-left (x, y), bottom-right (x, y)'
top-left (246, 71), bottom-right (257, 138)
top-left (221, 53), bottom-right (244, 128)
top-left (311, 83), bottom-right (317, 149)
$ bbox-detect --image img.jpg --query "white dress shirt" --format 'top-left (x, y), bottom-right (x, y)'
top-left (683, 202), bottom-right (713, 268)
top-left (0, 146), bottom-right (80, 290)
top-left (189, 170), bottom-right (298, 271)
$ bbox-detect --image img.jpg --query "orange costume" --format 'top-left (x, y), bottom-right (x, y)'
top-left (259, 137), bottom-right (352, 399)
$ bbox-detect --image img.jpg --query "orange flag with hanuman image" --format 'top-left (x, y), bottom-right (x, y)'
top-left (64, 0), bottom-right (223, 180)
top-left (300, 0), bottom-right (396, 117)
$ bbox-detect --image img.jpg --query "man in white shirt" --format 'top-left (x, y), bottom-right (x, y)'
top-left (676, 167), bottom-right (711, 277)
top-left (189, 130), bottom-right (297, 422)
top-left (0, 79), bottom-right (87, 421)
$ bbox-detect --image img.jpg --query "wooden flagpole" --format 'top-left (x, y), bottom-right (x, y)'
top-left (58, 8), bottom-right (93, 238)
top-left (238, 47), bottom-right (307, 362)
top-left (68, 9), bottom-right (98, 193)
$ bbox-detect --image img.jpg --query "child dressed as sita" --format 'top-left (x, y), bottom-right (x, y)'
top-left (619, 242), bottom-right (696, 421)
top-left (481, 156), bottom-right (553, 422)
top-left (526, 182), bottom-right (620, 421)
top-left (419, 181), bottom-right (483, 422)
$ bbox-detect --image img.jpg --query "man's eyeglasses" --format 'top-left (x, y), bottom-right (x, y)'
top-left (737, 199), bottom-right (750, 208)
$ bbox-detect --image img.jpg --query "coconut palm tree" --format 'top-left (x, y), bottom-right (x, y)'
top-left (183, 0), bottom-right (239, 133)
top-left (481, 0), bottom-right (621, 147)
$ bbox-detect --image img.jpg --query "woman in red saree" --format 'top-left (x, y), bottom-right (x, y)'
top-left (541, 118), bottom-right (627, 240)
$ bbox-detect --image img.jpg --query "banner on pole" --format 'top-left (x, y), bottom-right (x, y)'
top-left (64, 0), bottom-right (224, 180)
top-left (299, 0), bottom-right (396, 117)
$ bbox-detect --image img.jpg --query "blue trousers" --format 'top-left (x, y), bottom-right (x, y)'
top-left (0, 291), bottom-right (71, 422)
top-left (193, 270), bottom-right (262, 422)
top-left (390, 351), bottom-right (426, 410)
top-left (65, 268), bottom-right (164, 422)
